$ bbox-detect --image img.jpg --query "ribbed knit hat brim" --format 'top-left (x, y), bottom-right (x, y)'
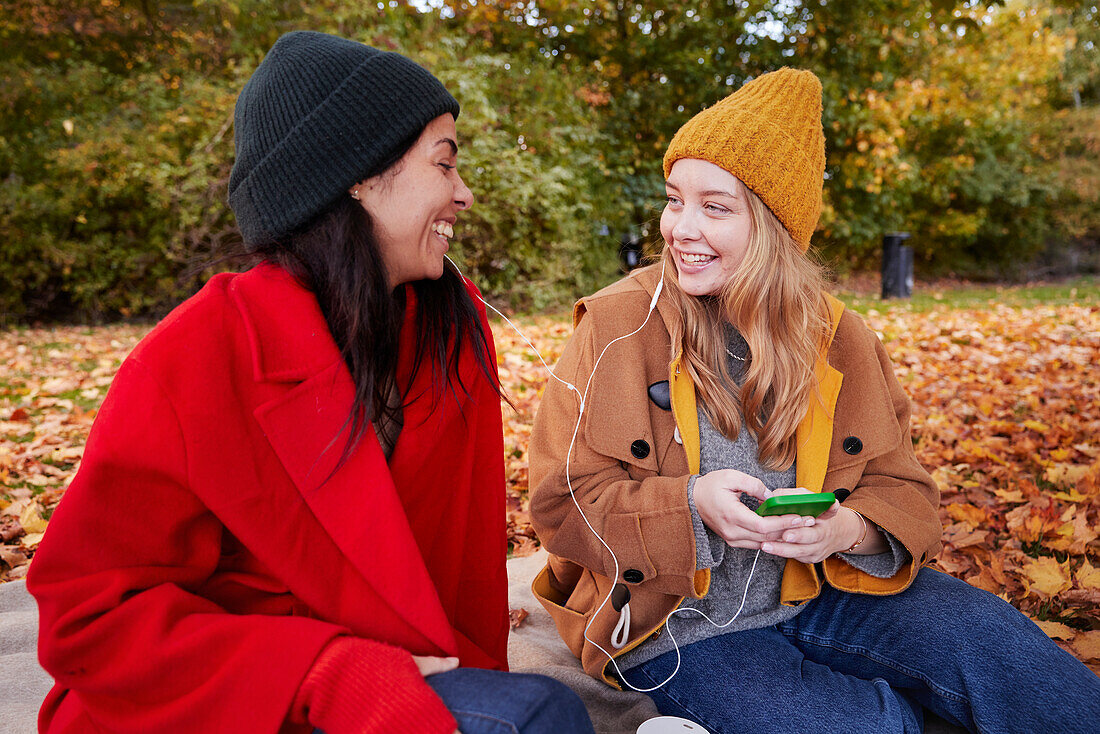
top-left (228, 31), bottom-right (459, 247)
top-left (662, 68), bottom-right (825, 250)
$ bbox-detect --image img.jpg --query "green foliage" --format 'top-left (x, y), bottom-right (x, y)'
top-left (415, 36), bottom-right (628, 307)
top-left (1, 0), bottom-right (1098, 323)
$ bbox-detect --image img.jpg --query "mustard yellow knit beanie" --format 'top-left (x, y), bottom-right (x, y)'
top-left (662, 67), bottom-right (825, 251)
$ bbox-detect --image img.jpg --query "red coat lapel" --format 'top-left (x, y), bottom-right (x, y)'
top-left (232, 265), bottom-right (458, 656)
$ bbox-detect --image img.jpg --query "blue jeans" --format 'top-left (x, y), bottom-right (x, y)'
top-left (425, 668), bottom-right (594, 734)
top-left (621, 567), bottom-right (1100, 734)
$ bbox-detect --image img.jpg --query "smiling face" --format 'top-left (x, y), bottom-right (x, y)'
top-left (661, 158), bottom-right (754, 297)
top-left (351, 114), bottom-right (474, 289)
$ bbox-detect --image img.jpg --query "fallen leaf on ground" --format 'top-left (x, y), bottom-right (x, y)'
top-left (1031, 619), bottom-right (1075, 640)
top-left (1021, 556), bottom-right (1073, 599)
top-left (1071, 631), bottom-right (1100, 663)
top-left (509, 608), bottom-right (530, 630)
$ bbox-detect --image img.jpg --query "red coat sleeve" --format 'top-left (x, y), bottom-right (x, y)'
top-left (27, 358), bottom-right (436, 733)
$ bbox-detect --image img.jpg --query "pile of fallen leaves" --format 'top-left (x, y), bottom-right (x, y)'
top-left (493, 302), bottom-right (1100, 670)
top-left (2, 301), bottom-right (1098, 670)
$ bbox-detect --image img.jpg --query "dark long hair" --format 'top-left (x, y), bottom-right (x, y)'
top-left (257, 191), bottom-right (501, 467)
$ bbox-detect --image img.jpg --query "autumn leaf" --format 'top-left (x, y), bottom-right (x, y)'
top-left (18, 502), bottom-right (48, 535)
top-left (945, 502), bottom-right (988, 528)
top-left (1075, 559), bottom-right (1100, 591)
top-left (1020, 556), bottom-right (1072, 600)
top-left (1044, 463), bottom-right (1089, 489)
top-left (508, 608), bottom-right (530, 630)
top-left (1072, 631), bottom-right (1100, 664)
top-left (1031, 619), bottom-right (1075, 640)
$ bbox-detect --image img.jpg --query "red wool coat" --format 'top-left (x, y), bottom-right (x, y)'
top-left (27, 263), bottom-right (509, 733)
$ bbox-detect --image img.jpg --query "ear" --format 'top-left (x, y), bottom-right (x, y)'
top-left (348, 180), bottom-right (365, 200)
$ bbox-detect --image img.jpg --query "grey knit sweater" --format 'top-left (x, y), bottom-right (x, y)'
top-left (618, 330), bottom-right (909, 671)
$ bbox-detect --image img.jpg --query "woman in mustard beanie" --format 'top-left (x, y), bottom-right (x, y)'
top-left (529, 68), bottom-right (1100, 733)
top-left (29, 31), bottom-right (594, 734)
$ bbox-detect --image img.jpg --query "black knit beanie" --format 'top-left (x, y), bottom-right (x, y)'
top-left (228, 31), bottom-right (460, 247)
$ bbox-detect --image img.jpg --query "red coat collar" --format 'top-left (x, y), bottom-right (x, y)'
top-left (229, 262), bottom-right (343, 383)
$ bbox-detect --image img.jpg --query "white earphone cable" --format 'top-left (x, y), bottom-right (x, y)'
top-left (446, 254), bottom-right (760, 692)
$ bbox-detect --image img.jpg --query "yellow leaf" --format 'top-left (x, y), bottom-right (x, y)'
top-left (990, 487), bottom-right (1025, 503)
top-left (1044, 463), bottom-right (1089, 487)
top-left (18, 502), bottom-right (48, 535)
top-left (1032, 619), bottom-right (1075, 640)
top-left (1022, 420), bottom-right (1049, 433)
top-left (1020, 556), bottom-right (1072, 599)
top-left (945, 502), bottom-right (987, 528)
top-left (1076, 559), bottom-right (1100, 591)
top-left (21, 532), bottom-right (44, 548)
top-left (1072, 631), bottom-right (1100, 662)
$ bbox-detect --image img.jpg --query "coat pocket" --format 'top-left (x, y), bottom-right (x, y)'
top-left (532, 564), bottom-right (593, 657)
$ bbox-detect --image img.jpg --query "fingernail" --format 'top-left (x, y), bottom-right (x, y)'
top-left (762, 543), bottom-right (773, 552)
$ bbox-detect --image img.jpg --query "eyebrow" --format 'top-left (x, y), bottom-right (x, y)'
top-left (666, 182), bottom-right (740, 199)
top-left (434, 138), bottom-right (458, 156)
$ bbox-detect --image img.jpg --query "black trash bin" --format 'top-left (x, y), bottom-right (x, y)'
top-left (881, 232), bottom-right (913, 299)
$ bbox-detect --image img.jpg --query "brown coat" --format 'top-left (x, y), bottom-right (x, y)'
top-left (528, 264), bottom-right (941, 686)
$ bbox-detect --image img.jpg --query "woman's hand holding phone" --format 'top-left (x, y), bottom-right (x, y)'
top-left (694, 469), bottom-right (817, 550)
top-left (758, 487), bottom-right (878, 562)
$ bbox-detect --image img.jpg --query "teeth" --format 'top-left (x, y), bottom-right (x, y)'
top-left (432, 222), bottom-right (454, 239)
top-left (680, 252), bottom-right (715, 263)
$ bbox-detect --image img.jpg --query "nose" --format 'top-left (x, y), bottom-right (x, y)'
top-left (454, 172), bottom-right (474, 211)
top-left (670, 207), bottom-right (700, 242)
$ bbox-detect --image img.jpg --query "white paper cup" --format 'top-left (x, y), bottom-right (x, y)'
top-left (636, 716), bottom-right (711, 734)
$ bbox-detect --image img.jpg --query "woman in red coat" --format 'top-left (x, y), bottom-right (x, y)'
top-left (27, 31), bottom-right (594, 734)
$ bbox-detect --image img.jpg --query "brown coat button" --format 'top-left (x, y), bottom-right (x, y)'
top-left (842, 436), bottom-right (863, 455)
top-left (623, 569), bottom-right (644, 583)
top-left (630, 439), bottom-right (650, 459)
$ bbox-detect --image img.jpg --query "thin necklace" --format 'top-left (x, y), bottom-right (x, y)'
top-left (725, 346), bottom-right (746, 362)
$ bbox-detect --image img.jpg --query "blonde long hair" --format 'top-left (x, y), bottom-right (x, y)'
top-left (662, 183), bottom-right (834, 471)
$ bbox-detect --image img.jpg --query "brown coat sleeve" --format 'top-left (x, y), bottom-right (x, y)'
top-left (529, 306), bottom-right (701, 599)
top-left (822, 314), bottom-right (942, 592)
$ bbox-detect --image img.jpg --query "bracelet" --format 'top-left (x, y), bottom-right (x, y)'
top-left (841, 509), bottom-right (868, 553)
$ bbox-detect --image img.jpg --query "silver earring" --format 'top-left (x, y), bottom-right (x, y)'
top-left (350, 189), bottom-right (360, 200)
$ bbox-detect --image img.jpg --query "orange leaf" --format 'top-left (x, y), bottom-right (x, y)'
top-left (945, 502), bottom-right (988, 528)
top-left (1032, 619), bottom-right (1075, 640)
top-left (508, 608), bottom-right (530, 630)
top-left (1072, 631), bottom-right (1100, 663)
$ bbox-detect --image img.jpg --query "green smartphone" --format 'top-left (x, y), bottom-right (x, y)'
top-left (756, 492), bottom-right (836, 517)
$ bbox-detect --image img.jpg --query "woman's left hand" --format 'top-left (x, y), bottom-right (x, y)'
top-left (758, 487), bottom-right (863, 563)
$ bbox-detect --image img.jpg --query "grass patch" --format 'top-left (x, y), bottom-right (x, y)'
top-left (836, 276), bottom-right (1100, 315)
top-left (56, 388), bottom-right (101, 411)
